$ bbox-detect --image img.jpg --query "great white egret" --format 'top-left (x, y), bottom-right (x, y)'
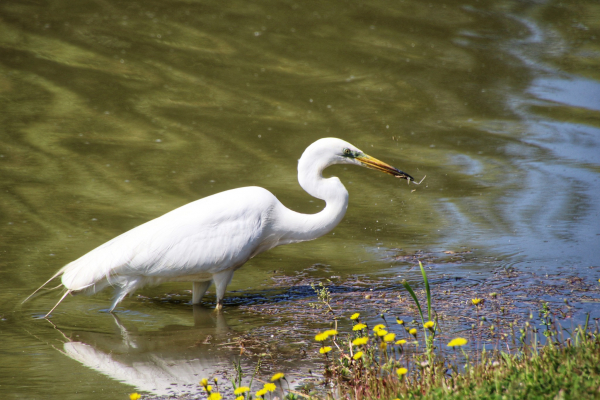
top-left (25, 138), bottom-right (415, 316)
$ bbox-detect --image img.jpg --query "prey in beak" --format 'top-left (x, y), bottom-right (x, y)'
top-left (356, 154), bottom-right (419, 183)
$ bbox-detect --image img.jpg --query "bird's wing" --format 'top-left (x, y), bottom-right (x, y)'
top-left (59, 187), bottom-right (277, 292)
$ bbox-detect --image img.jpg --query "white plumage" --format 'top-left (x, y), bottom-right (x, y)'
top-left (25, 138), bottom-right (415, 316)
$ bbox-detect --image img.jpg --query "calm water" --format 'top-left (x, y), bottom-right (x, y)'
top-left (1, 0), bottom-right (599, 398)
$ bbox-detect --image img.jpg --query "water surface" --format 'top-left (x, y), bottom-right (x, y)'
top-left (1, 0), bottom-right (599, 398)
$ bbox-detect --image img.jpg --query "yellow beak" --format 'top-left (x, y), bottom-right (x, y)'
top-left (356, 154), bottom-right (414, 182)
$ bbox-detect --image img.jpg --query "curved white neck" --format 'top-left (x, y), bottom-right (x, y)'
top-left (274, 155), bottom-right (349, 244)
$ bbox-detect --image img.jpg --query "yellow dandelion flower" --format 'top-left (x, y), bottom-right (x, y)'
top-left (383, 333), bottom-right (396, 342)
top-left (447, 337), bottom-right (468, 347)
top-left (396, 318), bottom-right (404, 325)
top-left (353, 351), bottom-right (363, 360)
top-left (409, 328), bottom-right (417, 336)
top-left (319, 346), bottom-right (332, 354)
top-left (271, 373), bottom-right (285, 381)
top-left (352, 337), bottom-right (369, 346)
top-left (205, 385), bottom-right (213, 392)
top-left (472, 298), bottom-right (482, 305)
top-left (352, 324), bottom-right (367, 331)
top-left (264, 383), bottom-right (276, 392)
top-left (208, 393), bottom-right (222, 400)
top-left (380, 342), bottom-right (388, 350)
top-left (129, 393), bottom-right (141, 400)
top-left (235, 397), bottom-right (244, 400)
top-left (200, 378), bottom-right (209, 387)
top-left (256, 388), bottom-right (267, 397)
top-left (395, 339), bottom-right (407, 345)
top-left (373, 324), bottom-right (386, 332)
top-left (315, 332), bottom-right (329, 341)
top-left (353, 323), bottom-right (367, 331)
top-left (397, 367), bottom-right (408, 376)
top-left (323, 329), bottom-right (338, 336)
top-left (234, 387), bottom-right (250, 395)
top-left (424, 321), bottom-right (435, 329)
top-left (351, 312), bottom-right (360, 320)
top-left (376, 329), bottom-right (388, 337)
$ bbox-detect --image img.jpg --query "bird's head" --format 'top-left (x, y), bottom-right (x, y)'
top-left (304, 138), bottom-right (415, 182)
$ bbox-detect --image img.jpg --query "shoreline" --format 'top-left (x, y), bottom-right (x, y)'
top-left (137, 263), bottom-right (599, 399)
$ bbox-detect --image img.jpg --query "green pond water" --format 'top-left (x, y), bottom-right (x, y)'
top-left (1, 0), bottom-right (599, 398)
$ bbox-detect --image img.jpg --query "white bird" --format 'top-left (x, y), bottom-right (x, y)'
top-left (25, 138), bottom-right (415, 317)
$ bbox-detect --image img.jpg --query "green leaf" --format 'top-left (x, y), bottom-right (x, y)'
top-left (419, 261), bottom-right (432, 322)
top-left (401, 279), bottom-right (424, 326)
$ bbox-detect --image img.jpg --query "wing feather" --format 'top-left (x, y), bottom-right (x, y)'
top-left (59, 187), bottom-right (276, 292)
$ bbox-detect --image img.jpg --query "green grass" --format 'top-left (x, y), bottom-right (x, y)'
top-left (427, 334), bottom-right (600, 399)
top-left (304, 313), bottom-right (600, 400)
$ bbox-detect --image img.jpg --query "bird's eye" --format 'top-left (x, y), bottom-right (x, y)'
top-left (343, 148), bottom-right (352, 156)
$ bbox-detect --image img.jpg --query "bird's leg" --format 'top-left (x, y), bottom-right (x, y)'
top-left (108, 291), bottom-right (128, 313)
top-left (212, 270), bottom-right (235, 311)
top-left (110, 313), bottom-right (136, 348)
top-left (44, 289), bottom-right (72, 318)
top-left (192, 281), bottom-right (212, 304)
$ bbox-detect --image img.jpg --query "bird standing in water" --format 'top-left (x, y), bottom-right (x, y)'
top-left (25, 138), bottom-right (416, 316)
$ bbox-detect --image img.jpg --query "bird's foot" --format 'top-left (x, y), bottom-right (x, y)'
top-left (214, 301), bottom-right (223, 312)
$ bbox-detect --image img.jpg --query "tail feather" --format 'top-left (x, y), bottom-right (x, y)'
top-left (22, 268), bottom-right (67, 304)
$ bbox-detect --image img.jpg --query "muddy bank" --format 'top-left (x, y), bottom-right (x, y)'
top-left (137, 259), bottom-right (599, 399)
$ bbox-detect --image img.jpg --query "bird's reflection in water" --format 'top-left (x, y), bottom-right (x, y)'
top-left (54, 306), bottom-right (241, 396)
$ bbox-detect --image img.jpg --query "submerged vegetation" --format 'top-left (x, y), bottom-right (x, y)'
top-left (135, 263), bottom-right (600, 400)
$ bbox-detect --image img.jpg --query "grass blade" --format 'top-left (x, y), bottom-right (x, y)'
top-left (419, 261), bottom-right (432, 322)
top-left (401, 280), bottom-right (424, 325)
